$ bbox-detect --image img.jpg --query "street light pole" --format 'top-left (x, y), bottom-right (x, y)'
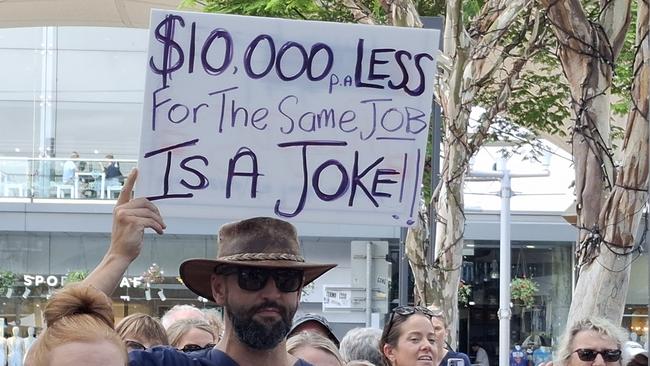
top-left (469, 157), bottom-right (549, 366)
top-left (498, 161), bottom-right (512, 366)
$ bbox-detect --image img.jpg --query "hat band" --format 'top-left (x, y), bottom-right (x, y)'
top-left (219, 253), bottom-right (305, 262)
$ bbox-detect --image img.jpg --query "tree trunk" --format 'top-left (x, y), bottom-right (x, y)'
top-left (541, 0), bottom-right (644, 322)
top-left (571, 0), bottom-right (648, 322)
top-left (404, 0), bottom-right (540, 347)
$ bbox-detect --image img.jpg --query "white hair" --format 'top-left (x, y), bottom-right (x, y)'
top-left (339, 327), bottom-right (384, 366)
top-left (161, 304), bottom-right (207, 329)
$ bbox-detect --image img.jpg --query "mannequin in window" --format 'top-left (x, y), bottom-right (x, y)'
top-left (7, 326), bottom-right (24, 366)
top-left (23, 327), bottom-right (36, 362)
top-left (0, 324), bottom-right (7, 366)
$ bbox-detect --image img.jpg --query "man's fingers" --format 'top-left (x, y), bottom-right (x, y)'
top-left (143, 218), bottom-right (165, 235)
top-left (124, 216), bottom-right (165, 234)
top-left (117, 207), bottom-right (164, 222)
top-left (114, 202), bottom-right (166, 232)
top-left (117, 168), bottom-right (138, 205)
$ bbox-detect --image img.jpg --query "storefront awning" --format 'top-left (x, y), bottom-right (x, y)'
top-left (0, 0), bottom-right (200, 29)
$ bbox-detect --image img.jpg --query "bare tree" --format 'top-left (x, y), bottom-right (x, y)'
top-left (540, 0), bottom-right (648, 322)
top-left (377, 0), bottom-right (550, 345)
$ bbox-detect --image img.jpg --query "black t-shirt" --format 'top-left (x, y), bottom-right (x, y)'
top-left (104, 162), bottom-right (122, 179)
top-left (129, 346), bottom-right (314, 366)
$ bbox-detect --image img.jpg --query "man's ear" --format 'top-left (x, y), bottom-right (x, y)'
top-left (211, 273), bottom-right (226, 306)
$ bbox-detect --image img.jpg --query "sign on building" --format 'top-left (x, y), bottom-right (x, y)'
top-left (136, 10), bottom-right (439, 226)
top-left (323, 241), bottom-right (391, 313)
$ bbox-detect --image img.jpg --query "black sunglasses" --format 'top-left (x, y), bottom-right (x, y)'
top-left (572, 349), bottom-right (622, 362)
top-left (124, 340), bottom-right (148, 351)
top-left (393, 305), bottom-right (438, 318)
top-left (217, 266), bottom-right (304, 293)
top-left (385, 306), bottom-right (438, 336)
top-left (180, 343), bottom-right (216, 353)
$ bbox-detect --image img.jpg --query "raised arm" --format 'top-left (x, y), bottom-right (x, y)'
top-left (83, 168), bottom-right (166, 296)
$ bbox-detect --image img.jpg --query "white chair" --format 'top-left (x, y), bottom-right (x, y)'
top-left (56, 184), bottom-right (74, 198)
top-left (106, 185), bottom-right (122, 199)
top-left (3, 183), bottom-right (25, 197)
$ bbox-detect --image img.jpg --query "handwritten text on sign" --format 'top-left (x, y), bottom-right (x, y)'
top-left (136, 10), bottom-right (439, 226)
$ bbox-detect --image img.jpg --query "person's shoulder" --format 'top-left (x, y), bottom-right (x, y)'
top-left (128, 346), bottom-right (219, 366)
top-left (294, 358), bottom-right (315, 366)
top-left (449, 351), bottom-right (471, 359)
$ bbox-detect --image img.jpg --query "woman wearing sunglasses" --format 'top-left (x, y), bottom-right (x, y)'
top-left (115, 313), bottom-right (169, 352)
top-left (557, 317), bottom-right (627, 366)
top-left (380, 306), bottom-right (440, 366)
top-left (167, 318), bottom-right (218, 353)
top-left (287, 331), bottom-right (345, 366)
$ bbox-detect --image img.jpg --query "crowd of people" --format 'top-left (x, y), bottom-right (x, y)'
top-left (19, 169), bottom-right (649, 366)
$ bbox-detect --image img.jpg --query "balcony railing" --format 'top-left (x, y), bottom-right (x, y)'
top-left (0, 157), bottom-right (137, 200)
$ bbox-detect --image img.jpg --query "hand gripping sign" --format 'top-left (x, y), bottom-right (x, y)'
top-left (136, 10), bottom-right (439, 227)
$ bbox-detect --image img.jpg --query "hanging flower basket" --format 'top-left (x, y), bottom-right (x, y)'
top-left (142, 263), bottom-right (164, 286)
top-left (458, 280), bottom-right (472, 306)
top-left (0, 271), bottom-right (17, 294)
top-left (510, 277), bottom-right (539, 309)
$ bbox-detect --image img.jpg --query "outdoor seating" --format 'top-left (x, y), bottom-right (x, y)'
top-left (55, 184), bottom-right (74, 198)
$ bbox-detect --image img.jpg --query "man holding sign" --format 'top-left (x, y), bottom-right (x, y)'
top-left (83, 169), bottom-right (335, 366)
top-left (82, 7), bottom-right (438, 366)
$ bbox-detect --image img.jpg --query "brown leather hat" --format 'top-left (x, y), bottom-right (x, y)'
top-left (179, 217), bottom-right (336, 302)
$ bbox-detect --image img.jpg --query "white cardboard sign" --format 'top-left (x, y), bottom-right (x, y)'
top-left (136, 9), bottom-right (439, 226)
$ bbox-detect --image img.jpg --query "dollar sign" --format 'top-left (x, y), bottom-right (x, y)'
top-left (149, 15), bottom-right (185, 87)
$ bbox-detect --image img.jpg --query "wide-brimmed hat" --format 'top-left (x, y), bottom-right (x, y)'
top-left (179, 217), bottom-right (336, 302)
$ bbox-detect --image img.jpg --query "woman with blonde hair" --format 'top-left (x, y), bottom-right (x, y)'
top-left (166, 318), bottom-right (217, 353)
top-left (556, 317), bottom-right (627, 366)
top-left (287, 331), bottom-right (345, 366)
top-left (24, 284), bottom-right (127, 366)
top-left (115, 313), bottom-right (169, 351)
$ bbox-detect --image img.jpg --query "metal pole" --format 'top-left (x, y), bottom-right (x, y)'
top-left (399, 228), bottom-right (409, 306)
top-left (498, 159), bottom-right (512, 366)
top-left (429, 102), bottom-right (442, 264)
top-left (646, 3), bottom-right (650, 344)
top-left (469, 158), bottom-right (548, 361)
top-left (366, 241), bottom-right (373, 326)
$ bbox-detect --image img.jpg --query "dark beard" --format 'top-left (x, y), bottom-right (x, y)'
top-left (227, 300), bottom-right (293, 350)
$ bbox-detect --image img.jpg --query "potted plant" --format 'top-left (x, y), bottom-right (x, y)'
top-left (510, 277), bottom-right (539, 309)
top-left (0, 271), bottom-right (17, 295)
top-left (66, 270), bottom-right (89, 284)
top-left (458, 280), bottom-right (472, 306)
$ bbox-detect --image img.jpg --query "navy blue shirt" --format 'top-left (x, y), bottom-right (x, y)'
top-left (440, 351), bottom-right (472, 366)
top-left (129, 346), bottom-right (314, 366)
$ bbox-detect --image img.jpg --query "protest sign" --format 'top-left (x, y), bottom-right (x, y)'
top-left (136, 9), bottom-right (439, 226)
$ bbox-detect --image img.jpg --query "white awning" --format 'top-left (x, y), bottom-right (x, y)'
top-left (0, 0), bottom-right (200, 29)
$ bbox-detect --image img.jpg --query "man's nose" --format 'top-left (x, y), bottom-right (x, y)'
top-left (592, 353), bottom-right (607, 366)
top-left (258, 275), bottom-right (282, 298)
